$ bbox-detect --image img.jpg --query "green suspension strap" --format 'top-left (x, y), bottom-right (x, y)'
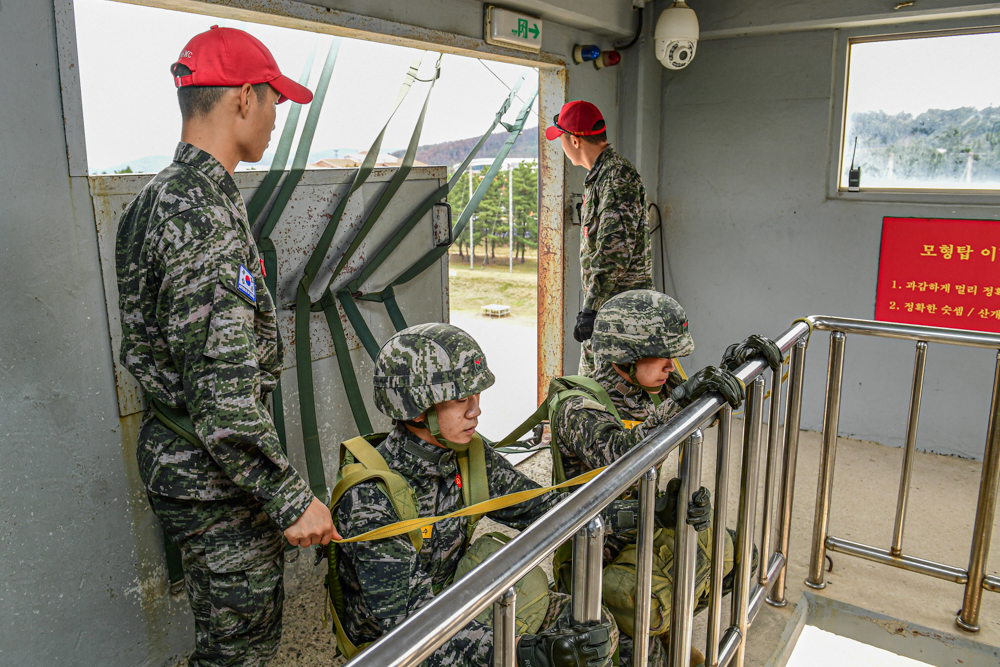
top-left (343, 76), bottom-right (525, 313)
top-left (295, 56), bottom-right (424, 493)
top-left (254, 40), bottom-right (336, 455)
top-left (246, 40), bottom-right (319, 226)
top-left (341, 80), bottom-right (534, 363)
top-left (390, 84), bottom-right (538, 287)
top-left (310, 54), bottom-right (443, 434)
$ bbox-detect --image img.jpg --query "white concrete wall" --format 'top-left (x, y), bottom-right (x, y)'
top-left (656, 12), bottom-right (1000, 459)
top-left (0, 0), bottom-right (628, 664)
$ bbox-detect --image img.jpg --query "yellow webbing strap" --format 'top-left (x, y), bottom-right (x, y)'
top-left (333, 466), bottom-right (606, 544)
top-left (674, 359), bottom-right (689, 381)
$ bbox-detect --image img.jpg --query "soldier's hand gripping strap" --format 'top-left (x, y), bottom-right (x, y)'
top-left (517, 615), bottom-right (613, 667)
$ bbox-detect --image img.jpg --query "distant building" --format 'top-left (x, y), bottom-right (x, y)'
top-left (452, 157), bottom-right (537, 174)
top-left (309, 150), bottom-right (426, 169)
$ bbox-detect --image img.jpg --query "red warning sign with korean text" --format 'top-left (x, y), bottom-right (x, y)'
top-left (875, 217), bottom-right (1000, 333)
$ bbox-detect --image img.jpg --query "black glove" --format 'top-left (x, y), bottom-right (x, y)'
top-left (655, 478), bottom-right (713, 532)
top-left (721, 334), bottom-right (782, 373)
top-left (573, 309), bottom-right (597, 343)
top-left (517, 616), bottom-right (613, 667)
top-left (670, 366), bottom-right (745, 409)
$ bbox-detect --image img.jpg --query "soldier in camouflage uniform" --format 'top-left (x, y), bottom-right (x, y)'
top-left (337, 323), bottom-right (704, 666)
top-left (545, 100), bottom-right (654, 375)
top-left (550, 289), bottom-right (782, 666)
top-left (115, 28), bottom-right (334, 666)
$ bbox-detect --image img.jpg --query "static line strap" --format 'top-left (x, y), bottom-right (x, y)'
top-left (259, 238), bottom-right (288, 453)
top-left (323, 295), bottom-right (375, 436)
top-left (293, 56), bottom-right (423, 485)
top-left (333, 465), bottom-right (606, 543)
top-left (328, 55), bottom-right (443, 284)
top-left (337, 289), bottom-right (380, 360)
top-left (247, 40), bottom-right (318, 229)
top-left (390, 85), bottom-right (537, 287)
top-left (258, 39), bottom-right (342, 244)
top-left (346, 75), bottom-right (525, 294)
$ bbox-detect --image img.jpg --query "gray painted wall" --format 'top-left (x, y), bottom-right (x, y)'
top-left (657, 19), bottom-right (1000, 460)
top-left (0, 0), bottom-right (623, 664)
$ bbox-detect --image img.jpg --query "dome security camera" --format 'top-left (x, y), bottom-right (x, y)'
top-left (655, 1), bottom-right (699, 70)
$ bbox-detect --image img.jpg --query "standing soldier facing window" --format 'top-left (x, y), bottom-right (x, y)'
top-left (546, 100), bottom-right (654, 375)
top-left (115, 27), bottom-right (338, 666)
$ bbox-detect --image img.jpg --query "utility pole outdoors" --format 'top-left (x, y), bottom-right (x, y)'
top-left (508, 161), bottom-right (514, 273)
top-left (468, 164), bottom-right (474, 269)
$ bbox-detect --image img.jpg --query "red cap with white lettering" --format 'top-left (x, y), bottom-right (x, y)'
top-left (170, 26), bottom-right (313, 104)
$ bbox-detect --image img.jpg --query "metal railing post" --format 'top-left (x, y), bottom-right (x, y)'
top-left (706, 406), bottom-right (732, 666)
top-left (806, 331), bottom-right (846, 589)
top-left (493, 587), bottom-right (516, 667)
top-left (957, 351), bottom-right (1000, 632)
top-left (767, 338), bottom-right (807, 607)
top-left (759, 365), bottom-right (784, 587)
top-left (891, 341), bottom-right (927, 556)
top-left (572, 516), bottom-right (605, 624)
top-left (734, 377), bottom-right (765, 667)
top-left (670, 430), bottom-right (704, 667)
top-left (633, 467), bottom-right (658, 667)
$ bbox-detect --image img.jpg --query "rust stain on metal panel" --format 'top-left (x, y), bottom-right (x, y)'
top-left (536, 67), bottom-right (567, 403)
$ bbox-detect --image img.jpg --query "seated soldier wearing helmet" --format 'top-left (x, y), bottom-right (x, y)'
top-left (334, 323), bottom-right (704, 667)
top-left (550, 289), bottom-right (782, 667)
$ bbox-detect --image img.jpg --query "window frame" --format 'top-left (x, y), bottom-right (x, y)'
top-left (828, 20), bottom-right (1000, 204)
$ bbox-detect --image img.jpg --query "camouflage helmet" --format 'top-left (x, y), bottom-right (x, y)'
top-left (373, 322), bottom-right (495, 421)
top-left (592, 289), bottom-right (694, 368)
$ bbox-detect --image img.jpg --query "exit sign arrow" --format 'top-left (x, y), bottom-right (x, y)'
top-left (529, 23), bottom-right (539, 38)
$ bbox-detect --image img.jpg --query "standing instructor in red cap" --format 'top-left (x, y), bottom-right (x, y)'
top-left (115, 27), bottom-right (338, 665)
top-left (546, 101), bottom-right (654, 375)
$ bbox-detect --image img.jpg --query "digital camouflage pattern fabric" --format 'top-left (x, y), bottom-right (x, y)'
top-left (149, 493), bottom-right (285, 666)
top-left (578, 146), bottom-right (654, 375)
top-left (592, 290), bottom-right (694, 370)
top-left (336, 425), bottom-right (631, 666)
top-left (552, 290), bottom-right (701, 667)
top-left (373, 323), bottom-right (495, 421)
top-left (116, 142), bottom-right (314, 664)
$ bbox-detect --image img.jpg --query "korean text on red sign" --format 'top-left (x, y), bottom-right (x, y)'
top-left (875, 217), bottom-right (1000, 333)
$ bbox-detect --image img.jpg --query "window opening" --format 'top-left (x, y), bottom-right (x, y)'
top-left (840, 30), bottom-right (1000, 192)
top-left (74, 0), bottom-right (541, 444)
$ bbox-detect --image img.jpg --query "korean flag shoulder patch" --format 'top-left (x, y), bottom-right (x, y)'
top-left (237, 264), bottom-right (256, 304)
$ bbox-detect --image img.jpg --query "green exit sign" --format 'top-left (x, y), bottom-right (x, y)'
top-left (484, 5), bottom-right (543, 53)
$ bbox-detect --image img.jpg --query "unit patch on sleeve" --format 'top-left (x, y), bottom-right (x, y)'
top-left (237, 264), bottom-right (256, 304)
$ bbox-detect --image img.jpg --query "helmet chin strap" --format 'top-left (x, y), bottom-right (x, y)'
top-left (424, 407), bottom-right (472, 452)
top-left (624, 363), bottom-right (665, 406)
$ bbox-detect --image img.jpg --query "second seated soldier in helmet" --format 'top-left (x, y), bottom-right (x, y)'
top-left (549, 289), bottom-right (782, 667)
top-left (331, 323), bottom-right (708, 667)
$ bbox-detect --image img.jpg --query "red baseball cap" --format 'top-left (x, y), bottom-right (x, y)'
top-left (544, 100), bottom-right (605, 141)
top-left (170, 26), bottom-right (313, 104)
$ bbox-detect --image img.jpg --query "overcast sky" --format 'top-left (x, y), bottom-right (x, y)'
top-left (846, 31), bottom-right (1000, 116)
top-left (74, 0), bottom-right (539, 172)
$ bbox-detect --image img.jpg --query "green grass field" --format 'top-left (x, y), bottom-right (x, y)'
top-left (448, 251), bottom-right (538, 319)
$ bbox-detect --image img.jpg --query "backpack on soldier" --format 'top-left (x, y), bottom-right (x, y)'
top-left (324, 433), bottom-right (550, 659)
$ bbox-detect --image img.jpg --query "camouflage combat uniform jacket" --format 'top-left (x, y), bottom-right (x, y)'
top-left (337, 425), bottom-right (637, 666)
top-left (115, 142), bottom-right (312, 527)
top-left (553, 362), bottom-right (681, 484)
top-left (578, 147), bottom-right (654, 375)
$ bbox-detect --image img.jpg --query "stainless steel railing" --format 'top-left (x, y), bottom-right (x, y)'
top-left (796, 315), bottom-right (1000, 633)
top-left (344, 317), bottom-right (812, 667)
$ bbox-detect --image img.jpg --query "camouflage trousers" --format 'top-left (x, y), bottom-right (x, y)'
top-left (149, 493), bottom-right (285, 666)
top-left (578, 338), bottom-right (596, 376)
